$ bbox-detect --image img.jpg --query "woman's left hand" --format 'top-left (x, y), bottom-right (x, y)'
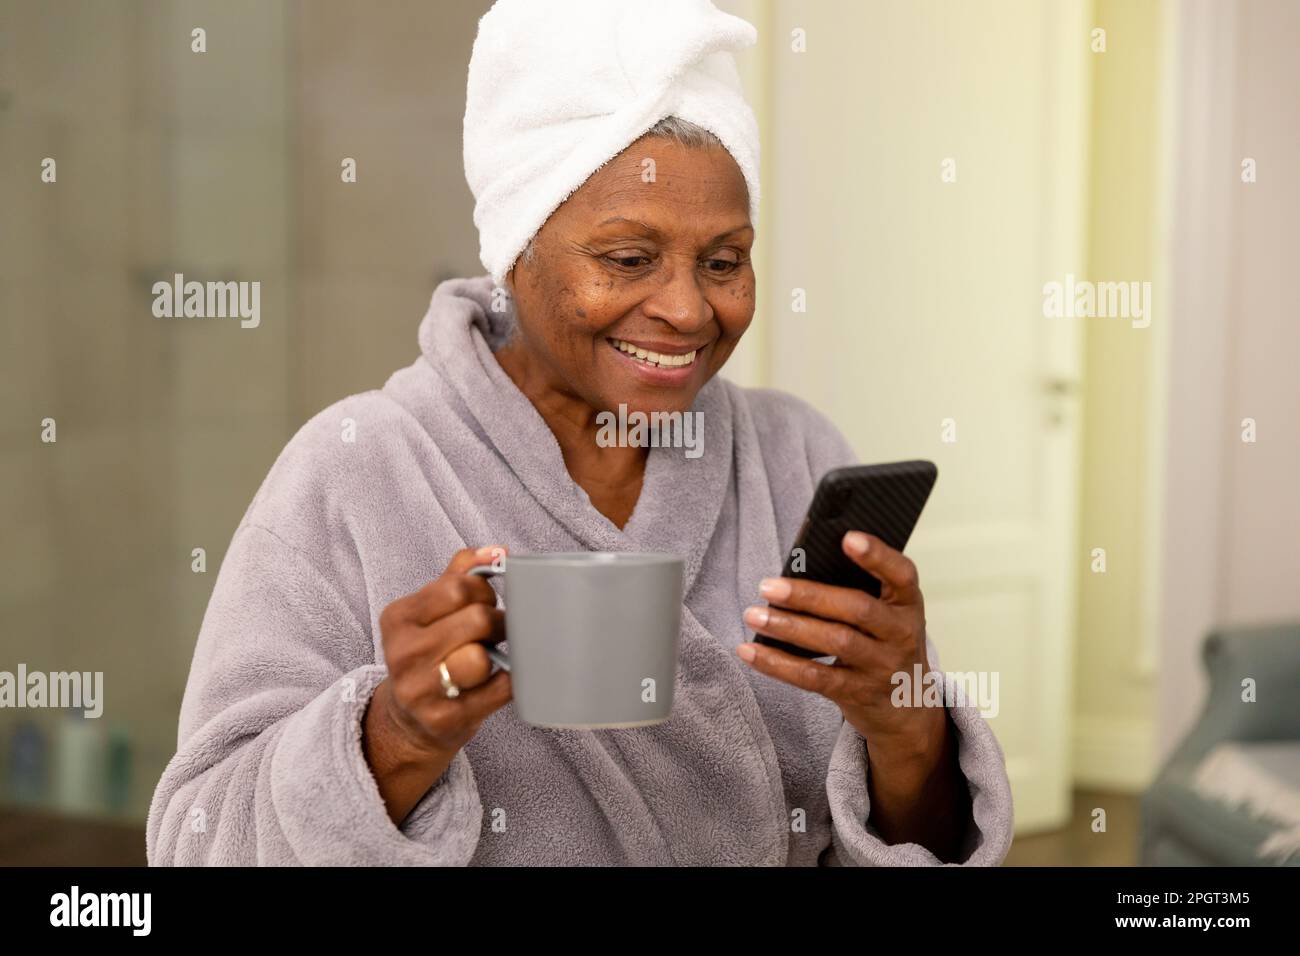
top-left (737, 530), bottom-right (968, 857)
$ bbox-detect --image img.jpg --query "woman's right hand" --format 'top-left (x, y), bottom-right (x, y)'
top-left (363, 545), bottom-right (513, 824)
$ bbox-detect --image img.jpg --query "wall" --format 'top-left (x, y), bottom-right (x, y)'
top-left (0, 0), bottom-right (292, 819)
top-left (1156, 0), bottom-right (1300, 761)
top-left (289, 0), bottom-right (490, 422)
top-left (1218, 0), bottom-right (1300, 623)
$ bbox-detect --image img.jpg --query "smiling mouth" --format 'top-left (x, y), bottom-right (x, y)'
top-left (607, 337), bottom-right (699, 369)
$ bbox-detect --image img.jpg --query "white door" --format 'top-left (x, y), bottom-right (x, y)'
top-left (753, 0), bottom-right (1091, 832)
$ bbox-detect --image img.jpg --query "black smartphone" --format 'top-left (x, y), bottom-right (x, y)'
top-left (753, 460), bottom-right (938, 659)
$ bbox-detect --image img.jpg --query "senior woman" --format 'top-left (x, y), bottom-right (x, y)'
top-left (148, 0), bottom-right (1012, 866)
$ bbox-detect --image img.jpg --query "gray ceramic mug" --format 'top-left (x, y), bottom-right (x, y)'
top-left (469, 552), bottom-right (684, 729)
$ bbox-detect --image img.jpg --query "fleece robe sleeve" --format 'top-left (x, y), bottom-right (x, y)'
top-left (824, 634), bottom-right (1015, 866)
top-left (146, 522), bottom-right (483, 866)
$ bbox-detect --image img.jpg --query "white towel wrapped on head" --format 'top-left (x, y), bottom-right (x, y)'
top-left (463, 0), bottom-right (762, 287)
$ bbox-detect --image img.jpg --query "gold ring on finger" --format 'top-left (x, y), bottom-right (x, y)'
top-left (438, 660), bottom-right (460, 699)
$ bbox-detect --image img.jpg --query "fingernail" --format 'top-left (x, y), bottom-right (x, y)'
top-left (476, 545), bottom-right (504, 558)
top-left (759, 577), bottom-right (791, 600)
top-left (736, 643), bottom-right (757, 662)
top-left (743, 605), bottom-right (769, 628)
top-left (844, 531), bottom-right (870, 555)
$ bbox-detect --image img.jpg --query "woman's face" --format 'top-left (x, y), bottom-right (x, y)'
top-left (503, 134), bottom-right (755, 418)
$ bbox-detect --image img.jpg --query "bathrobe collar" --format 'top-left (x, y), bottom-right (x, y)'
top-left (417, 276), bottom-right (734, 595)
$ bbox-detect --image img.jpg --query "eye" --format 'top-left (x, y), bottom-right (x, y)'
top-left (702, 256), bottom-right (741, 274)
top-left (603, 252), bottom-right (653, 269)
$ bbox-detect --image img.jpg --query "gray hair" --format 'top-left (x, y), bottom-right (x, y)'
top-left (642, 114), bottom-right (723, 150)
top-left (519, 115), bottom-right (721, 265)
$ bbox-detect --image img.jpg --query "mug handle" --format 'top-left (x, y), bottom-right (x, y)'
top-left (468, 564), bottom-right (511, 673)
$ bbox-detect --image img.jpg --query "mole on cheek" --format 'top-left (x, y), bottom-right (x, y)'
top-left (575, 307), bottom-right (587, 318)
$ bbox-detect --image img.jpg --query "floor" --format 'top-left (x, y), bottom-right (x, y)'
top-left (0, 808), bottom-right (147, 866)
top-left (1004, 789), bottom-right (1141, 866)
top-left (0, 789), bottom-right (1140, 866)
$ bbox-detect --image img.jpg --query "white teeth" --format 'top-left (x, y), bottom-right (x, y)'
top-left (611, 339), bottom-right (698, 369)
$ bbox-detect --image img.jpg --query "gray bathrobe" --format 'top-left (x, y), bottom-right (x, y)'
top-left (147, 276), bottom-right (1014, 866)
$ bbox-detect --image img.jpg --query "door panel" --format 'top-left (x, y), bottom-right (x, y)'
top-left (763, 0), bottom-right (1090, 831)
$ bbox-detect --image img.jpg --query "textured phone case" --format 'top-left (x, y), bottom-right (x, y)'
top-left (759, 460), bottom-right (937, 658)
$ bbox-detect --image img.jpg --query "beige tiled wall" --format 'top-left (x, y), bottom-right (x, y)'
top-left (0, 0), bottom-right (294, 821)
top-left (290, 0), bottom-right (491, 421)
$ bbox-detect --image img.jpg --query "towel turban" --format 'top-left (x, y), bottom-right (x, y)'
top-left (462, 0), bottom-right (762, 287)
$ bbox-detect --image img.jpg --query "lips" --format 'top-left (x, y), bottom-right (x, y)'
top-left (607, 337), bottom-right (699, 369)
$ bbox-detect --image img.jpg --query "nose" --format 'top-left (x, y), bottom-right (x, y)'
top-left (640, 256), bottom-right (712, 334)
